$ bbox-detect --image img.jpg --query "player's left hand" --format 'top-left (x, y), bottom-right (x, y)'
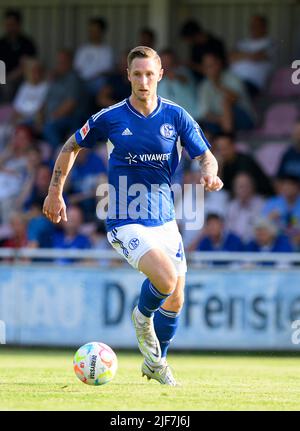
top-left (200, 175), bottom-right (223, 192)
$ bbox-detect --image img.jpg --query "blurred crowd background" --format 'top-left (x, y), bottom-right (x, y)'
top-left (0, 5), bottom-right (300, 262)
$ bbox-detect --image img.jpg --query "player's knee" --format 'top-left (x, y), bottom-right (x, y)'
top-left (157, 271), bottom-right (177, 295)
top-left (165, 277), bottom-right (177, 296)
top-left (168, 292), bottom-right (184, 313)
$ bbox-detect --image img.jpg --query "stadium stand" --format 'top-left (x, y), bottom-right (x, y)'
top-left (0, 6), bottom-right (299, 263)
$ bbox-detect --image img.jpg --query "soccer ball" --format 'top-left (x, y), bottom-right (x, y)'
top-left (73, 342), bottom-right (118, 385)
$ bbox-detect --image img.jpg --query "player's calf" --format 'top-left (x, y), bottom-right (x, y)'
top-left (132, 277), bottom-right (177, 364)
top-left (152, 276), bottom-right (185, 362)
top-left (133, 250), bottom-right (178, 363)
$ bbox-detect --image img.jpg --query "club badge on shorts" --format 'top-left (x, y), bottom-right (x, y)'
top-left (128, 238), bottom-right (140, 250)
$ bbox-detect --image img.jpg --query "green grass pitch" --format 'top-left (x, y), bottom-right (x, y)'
top-left (0, 347), bottom-right (300, 410)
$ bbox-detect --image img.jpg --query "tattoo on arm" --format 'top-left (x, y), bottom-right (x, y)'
top-left (52, 167), bottom-right (62, 187)
top-left (48, 135), bottom-right (81, 192)
top-left (195, 151), bottom-right (218, 176)
top-left (61, 135), bottom-right (81, 153)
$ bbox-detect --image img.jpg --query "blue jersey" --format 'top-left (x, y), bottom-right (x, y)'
top-left (75, 96), bottom-right (210, 231)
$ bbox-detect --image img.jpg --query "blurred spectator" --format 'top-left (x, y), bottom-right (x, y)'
top-left (175, 164), bottom-right (204, 249)
top-left (12, 58), bottom-right (48, 127)
top-left (261, 175), bottom-right (300, 236)
top-left (90, 221), bottom-right (109, 249)
top-left (26, 197), bottom-right (55, 249)
top-left (0, 125), bottom-right (34, 223)
top-left (246, 218), bottom-right (294, 252)
top-left (67, 149), bottom-right (107, 221)
top-left (277, 120), bottom-right (300, 181)
top-left (27, 205), bottom-right (55, 248)
top-left (158, 48), bottom-right (197, 117)
top-left (225, 172), bottom-right (265, 242)
top-left (42, 49), bottom-right (87, 150)
top-left (74, 17), bottom-right (113, 94)
top-left (176, 158), bottom-right (229, 249)
top-left (53, 205), bottom-right (91, 263)
top-left (214, 132), bottom-right (274, 196)
top-left (96, 52), bottom-right (131, 108)
top-left (11, 150), bottom-right (53, 252)
top-left (139, 27), bottom-right (156, 48)
top-left (0, 9), bottom-right (37, 102)
top-left (21, 163), bottom-right (52, 211)
top-left (230, 15), bottom-right (275, 97)
top-left (191, 213), bottom-right (244, 252)
top-left (90, 221), bottom-right (113, 266)
top-left (15, 146), bottom-right (42, 208)
top-left (1, 212), bottom-right (28, 248)
top-left (180, 19), bottom-right (226, 82)
top-left (197, 53), bottom-right (255, 134)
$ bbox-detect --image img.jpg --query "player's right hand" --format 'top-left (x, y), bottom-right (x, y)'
top-left (42, 193), bottom-right (67, 224)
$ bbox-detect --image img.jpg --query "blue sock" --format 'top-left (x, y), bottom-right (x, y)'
top-left (138, 278), bottom-right (171, 318)
top-left (154, 308), bottom-right (180, 358)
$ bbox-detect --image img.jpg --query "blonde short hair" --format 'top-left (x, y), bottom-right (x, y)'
top-left (127, 46), bottom-right (161, 68)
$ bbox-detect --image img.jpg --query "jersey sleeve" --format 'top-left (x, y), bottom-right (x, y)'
top-left (178, 108), bottom-right (211, 159)
top-left (75, 111), bottom-right (109, 148)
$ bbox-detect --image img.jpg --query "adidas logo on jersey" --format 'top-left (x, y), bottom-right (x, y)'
top-left (122, 128), bottom-right (133, 136)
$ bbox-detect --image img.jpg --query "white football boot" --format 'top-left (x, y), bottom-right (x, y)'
top-left (132, 306), bottom-right (161, 364)
top-left (141, 360), bottom-right (177, 386)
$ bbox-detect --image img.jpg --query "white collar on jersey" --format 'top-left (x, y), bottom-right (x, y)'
top-left (126, 96), bottom-right (162, 119)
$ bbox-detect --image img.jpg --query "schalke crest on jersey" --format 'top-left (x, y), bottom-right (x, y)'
top-left (160, 123), bottom-right (175, 138)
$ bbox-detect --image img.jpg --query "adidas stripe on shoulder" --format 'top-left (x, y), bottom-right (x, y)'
top-left (92, 99), bottom-right (126, 121)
